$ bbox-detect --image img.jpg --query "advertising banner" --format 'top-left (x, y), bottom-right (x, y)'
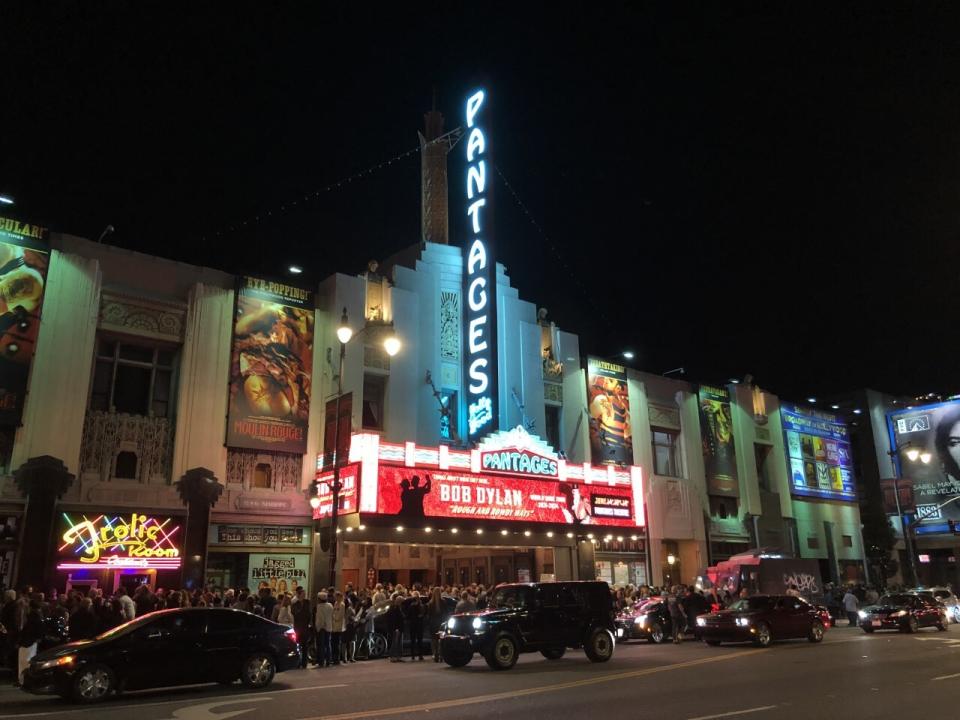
top-left (322, 393), bottom-right (353, 469)
top-left (586, 358), bottom-right (633, 465)
top-left (888, 400), bottom-right (960, 532)
top-left (374, 465), bottom-right (641, 528)
top-left (227, 276), bottom-right (314, 453)
top-left (0, 215), bottom-right (50, 426)
top-left (781, 404), bottom-right (856, 501)
top-left (246, 553), bottom-right (309, 594)
top-left (698, 385), bottom-right (739, 497)
top-left (313, 463), bottom-right (360, 520)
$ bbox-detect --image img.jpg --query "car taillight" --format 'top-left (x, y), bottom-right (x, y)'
top-left (285, 628), bottom-right (297, 644)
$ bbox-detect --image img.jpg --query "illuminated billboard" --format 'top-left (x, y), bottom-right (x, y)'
top-left (586, 358), bottom-right (633, 465)
top-left (57, 513), bottom-right (182, 571)
top-left (781, 404), bottom-right (856, 502)
top-left (888, 400), bottom-right (960, 533)
top-left (699, 385), bottom-right (739, 497)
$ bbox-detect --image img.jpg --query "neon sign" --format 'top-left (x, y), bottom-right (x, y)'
top-left (57, 513), bottom-right (182, 571)
top-left (478, 426), bottom-right (560, 479)
top-left (464, 88), bottom-right (498, 443)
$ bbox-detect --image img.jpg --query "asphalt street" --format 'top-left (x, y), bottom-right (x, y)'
top-left (0, 625), bottom-right (957, 720)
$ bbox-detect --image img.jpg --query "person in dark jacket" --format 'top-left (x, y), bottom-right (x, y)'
top-left (387, 596), bottom-right (406, 662)
top-left (1, 590), bottom-right (18, 673)
top-left (407, 593), bottom-right (425, 661)
top-left (291, 588), bottom-right (312, 668)
top-left (16, 600), bottom-right (43, 687)
top-left (69, 598), bottom-right (97, 641)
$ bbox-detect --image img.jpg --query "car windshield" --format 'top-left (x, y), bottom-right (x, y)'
top-left (728, 597), bottom-right (772, 612)
top-left (489, 586), bottom-right (532, 610)
top-left (878, 594), bottom-right (912, 606)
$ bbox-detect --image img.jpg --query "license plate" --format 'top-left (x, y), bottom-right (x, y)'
top-left (872, 620), bottom-right (881, 627)
top-left (616, 628), bottom-right (625, 637)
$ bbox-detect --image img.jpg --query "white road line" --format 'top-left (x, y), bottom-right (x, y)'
top-left (933, 672), bottom-right (960, 681)
top-left (0, 684), bottom-right (347, 719)
top-left (687, 706), bottom-right (777, 720)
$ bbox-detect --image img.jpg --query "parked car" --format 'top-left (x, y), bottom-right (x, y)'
top-left (911, 587), bottom-right (960, 623)
top-left (440, 581), bottom-right (616, 670)
top-left (23, 608), bottom-right (300, 703)
top-left (614, 597), bottom-right (697, 643)
top-left (696, 594), bottom-right (827, 647)
top-left (858, 593), bottom-right (948, 634)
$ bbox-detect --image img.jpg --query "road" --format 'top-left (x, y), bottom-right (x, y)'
top-left (0, 625), bottom-right (958, 720)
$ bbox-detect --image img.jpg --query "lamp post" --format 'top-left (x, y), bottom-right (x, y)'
top-left (887, 441), bottom-right (932, 587)
top-left (324, 307), bottom-right (401, 590)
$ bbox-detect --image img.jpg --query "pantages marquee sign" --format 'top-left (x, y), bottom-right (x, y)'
top-left (464, 88), bottom-right (498, 444)
top-left (479, 426), bottom-right (559, 478)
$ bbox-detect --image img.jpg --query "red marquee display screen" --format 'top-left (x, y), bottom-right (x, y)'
top-left (313, 464), bottom-right (359, 520)
top-left (375, 465), bottom-right (641, 527)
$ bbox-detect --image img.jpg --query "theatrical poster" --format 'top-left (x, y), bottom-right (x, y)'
top-left (0, 215), bottom-right (50, 426)
top-left (586, 357), bottom-right (633, 465)
top-left (226, 276), bottom-right (314, 453)
top-left (699, 385), bottom-right (739, 496)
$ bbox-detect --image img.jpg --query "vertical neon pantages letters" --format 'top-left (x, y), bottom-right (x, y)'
top-left (464, 89), bottom-right (497, 443)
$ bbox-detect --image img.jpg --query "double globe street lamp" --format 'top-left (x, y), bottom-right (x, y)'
top-left (310, 308), bottom-right (401, 589)
top-left (887, 441), bottom-right (932, 587)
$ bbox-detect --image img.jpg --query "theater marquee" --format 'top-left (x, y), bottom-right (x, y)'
top-left (57, 513), bottom-right (182, 571)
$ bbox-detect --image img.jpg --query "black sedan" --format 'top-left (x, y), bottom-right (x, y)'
top-left (695, 595), bottom-right (827, 647)
top-left (23, 608), bottom-right (300, 703)
top-left (858, 593), bottom-right (948, 634)
top-left (615, 598), bottom-right (673, 643)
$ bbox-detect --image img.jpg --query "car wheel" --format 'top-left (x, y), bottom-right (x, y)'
top-left (484, 633), bottom-right (519, 670)
top-left (240, 653), bottom-right (276, 688)
top-left (704, 639), bottom-right (721, 646)
top-left (808, 620), bottom-right (824, 643)
top-left (862, 626), bottom-right (874, 633)
top-left (442, 647), bottom-right (473, 668)
top-left (584, 627), bottom-right (615, 663)
top-left (648, 622), bottom-right (665, 644)
top-left (369, 633), bottom-right (388, 659)
top-left (902, 616), bottom-right (919, 634)
top-left (753, 622), bottom-right (773, 648)
top-left (71, 664), bottom-right (115, 704)
top-left (541, 647), bottom-right (566, 660)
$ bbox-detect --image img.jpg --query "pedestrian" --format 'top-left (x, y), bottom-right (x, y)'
top-left (343, 598), bottom-right (357, 663)
top-left (16, 599), bottom-right (43, 687)
top-left (408, 591), bottom-right (425, 661)
top-left (331, 592), bottom-right (345, 666)
top-left (1, 590), bottom-right (18, 675)
top-left (69, 598), bottom-right (97, 641)
top-left (843, 587), bottom-right (859, 627)
top-left (455, 590), bottom-right (476, 614)
top-left (387, 595), bottom-right (406, 662)
top-left (292, 588), bottom-right (312, 669)
top-left (666, 586), bottom-right (686, 644)
top-left (276, 594), bottom-right (294, 625)
top-left (314, 592), bottom-right (333, 667)
top-left (426, 587), bottom-right (447, 662)
top-left (785, 583), bottom-right (801, 597)
top-left (116, 587), bottom-right (136, 621)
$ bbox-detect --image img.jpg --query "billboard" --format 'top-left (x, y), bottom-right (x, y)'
top-left (699, 385), bottom-right (739, 496)
top-left (247, 553), bottom-right (309, 593)
top-left (586, 358), bottom-right (633, 465)
top-left (781, 404), bottom-right (856, 501)
top-left (888, 400), bottom-right (960, 532)
top-left (374, 465), bottom-right (642, 528)
top-left (313, 463), bottom-right (360, 520)
top-left (0, 215), bottom-right (50, 426)
top-left (226, 276), bottom-right (314, 453)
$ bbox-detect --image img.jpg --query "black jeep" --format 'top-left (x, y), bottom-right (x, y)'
top-left (439, 581), bottom-right (617, 670)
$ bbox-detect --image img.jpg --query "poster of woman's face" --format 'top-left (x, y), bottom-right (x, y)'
top-left (890, 401), bottom-right (960, 521)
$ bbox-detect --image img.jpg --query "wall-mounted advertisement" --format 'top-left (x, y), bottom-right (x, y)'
top-left (313, 463), bottom-right (360, 520)
top-left (698, 385), bottom-right (739, 497)
top-left (246, 553), bottom-right (309, 594)
top-left (226, 276), bottom-right (314, 453)
top-left (374, 465), bottom-right (642, 528)
top-left (0, 215), bottom-right (50, 426)
top-left (888, 400), bottom-right (960, 533)
top-left (586, 358), bottom-right (633, 466)
top-left (781, 404), bottom-right (856, 502)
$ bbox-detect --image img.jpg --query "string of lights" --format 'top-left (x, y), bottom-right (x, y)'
top-left (333, 524), bottom-right (641, 544)
top-left (201, 128), bottom-right (463, 243)
top-left (493, 164), bottom-right (618, 335)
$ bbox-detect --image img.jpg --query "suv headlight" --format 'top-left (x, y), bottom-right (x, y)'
top-left (33, 655), bottom-right (75, 671)
top-left (472, 617), bottom-right (485, 632)
top-left (735, 617), bottom-right (751, 627)
top-left (447, 617), bottom-right (456, 631)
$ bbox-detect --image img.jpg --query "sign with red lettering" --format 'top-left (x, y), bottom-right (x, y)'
top-left (313, 464), bottom-right (360, 520)
top-left (374, 465), bottom-right (641, 527)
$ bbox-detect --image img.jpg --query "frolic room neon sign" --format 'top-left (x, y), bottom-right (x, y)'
top-left (464, 88), bottom-right (498, 443)
top-left (57, 513), bottom-right (182, 571)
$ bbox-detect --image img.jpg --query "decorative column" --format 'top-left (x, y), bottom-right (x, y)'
top-left (175, 467), bottom-right (224, 591)
top-left (14, 456), bottom-right (74, 592)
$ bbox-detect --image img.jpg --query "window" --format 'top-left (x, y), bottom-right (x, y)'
top-left (252, 463), bottom-right (272, 489)
top-left (709, 495), bottom-right (736, 520)
top-left (115, 451), bottom-right (138, 480)
top-left (440, 390), bottom-right (458, 442)
top-left (807, 537), bottom-right (820, 549)
top-left (545, 405), bottom-right (561, 453)
top-left (651, 428), bottom-right (680, 477)
top-left (754, 444), bottom-right (773, 492)
top-left (362, 374), bottom-right (387, 431)
top-left (90, 339), bottom-right (176, 417)
top-left (842, 534), bottom-right (853, 548)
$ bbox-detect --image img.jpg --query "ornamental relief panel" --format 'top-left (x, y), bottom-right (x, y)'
top-left (226, 449), bottom-right (302, 491)
top-left (439, 291), bottom-right (460, 361)
top-left (80, 410), bottom-right (173, 484)
top-left (99, 292), bottom-right (186, 342)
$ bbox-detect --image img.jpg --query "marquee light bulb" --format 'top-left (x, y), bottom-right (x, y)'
top-left (396, 525), bottom-right (403, 532)
top-left (501, 529), bottom-right (508, 536)
top-left (451, 528), bottom-right (458, 534)
top-left (566, 532), bottom-right (574, 539)
top-left (524, 530), bottom-right (531, 537)
top-left (424, 527), bottom-right (432, 533)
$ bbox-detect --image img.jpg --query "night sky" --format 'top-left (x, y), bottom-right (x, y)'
top-left (4, 3), bottom-right (959, 401)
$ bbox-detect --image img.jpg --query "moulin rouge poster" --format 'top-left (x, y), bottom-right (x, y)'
top-left (226, 276), bottom-right (314, 453)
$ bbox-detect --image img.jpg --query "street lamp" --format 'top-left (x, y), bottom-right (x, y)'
top-left (326, 307), bottom-right (401, 589)
top-left (888, 441), bottom-right (931, 587)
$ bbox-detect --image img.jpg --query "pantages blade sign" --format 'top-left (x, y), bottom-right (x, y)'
top-left (463, 88), bottom-right (498, 444)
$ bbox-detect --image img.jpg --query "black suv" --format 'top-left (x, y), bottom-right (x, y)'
top-left (439, 581), bottom-right (616, 670)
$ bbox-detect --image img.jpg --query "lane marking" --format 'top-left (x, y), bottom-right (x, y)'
top-left (687, 706), bottom-right (777, 720)
top-left (0, 684), bottom-right (347, 719)
top-left (172, 698), bottom-right (273, 720)
top-left (296, 650), bottom-right (768, 720)
top-left (933, 672), bottom-right (960, 681)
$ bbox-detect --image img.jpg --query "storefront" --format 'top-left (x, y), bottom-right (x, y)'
top-left (55, 510), bottom-right (185, 595)
top-left (315, 427), bottom-right (646, 588)
top-left (206, 523), bottom-right (313, 594)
